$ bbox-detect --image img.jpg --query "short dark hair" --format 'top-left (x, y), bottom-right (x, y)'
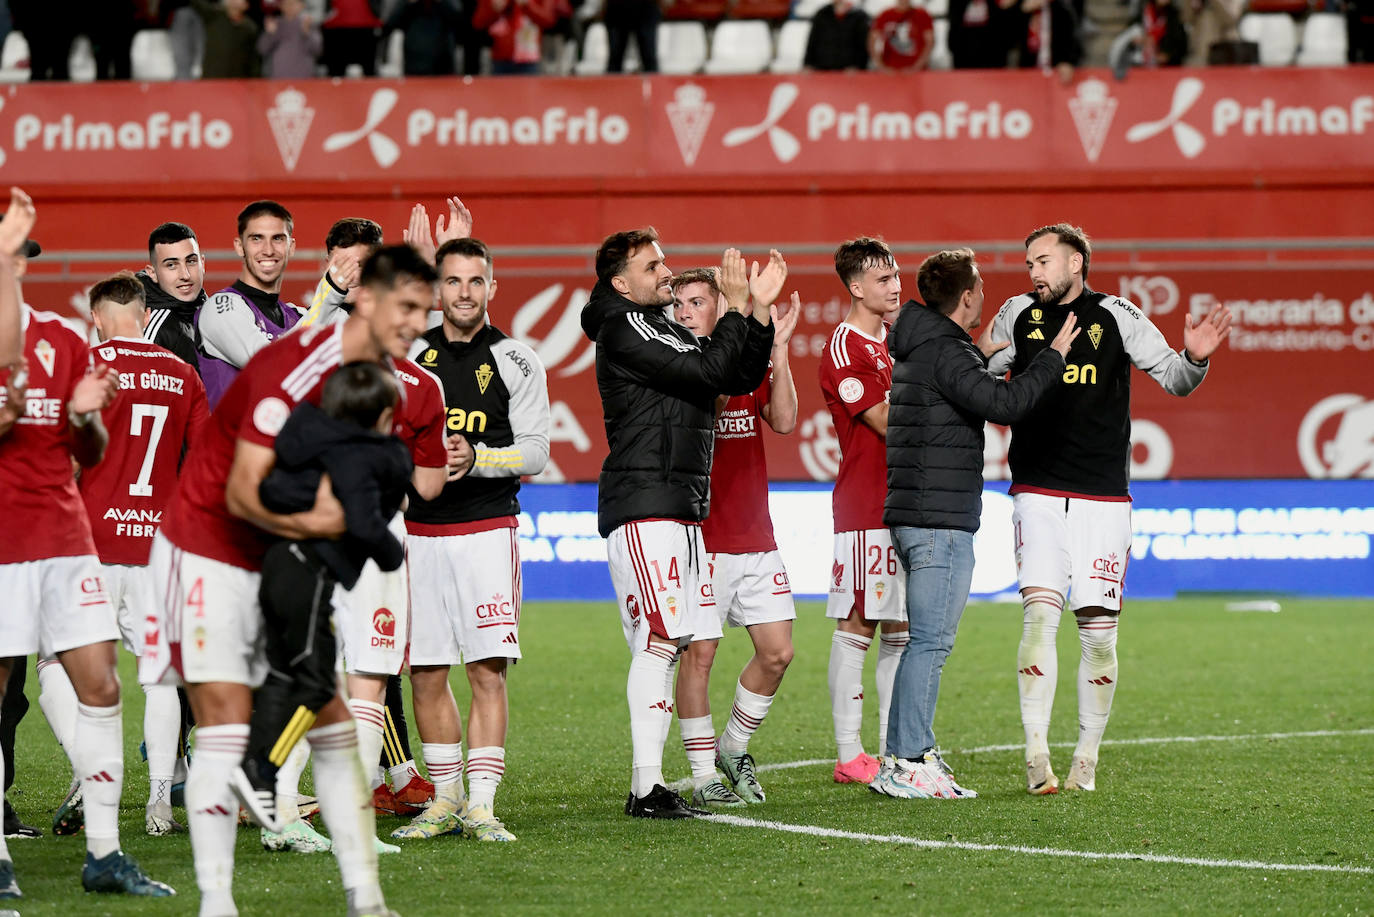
top-left (147, 222), bottom-right (197, 260)
top-left (237, 200), bottom-right (294, 237)
top-left (1025, 223), bottom-right (1091, 280)
top-left (320, 362), bottom-right (399, 431)
top-left (834, 237), bottom-right (896, 287)
top-left (917, 248), bottom-right (979, 316)
top-left (595, 227), bottom-right (659, 285)
top-left (325, 218), bottom-right (383, 253)
top-left (361, 244), bottom-right (438, 290)
top-left (435, 238), bottom-right (493, 276)
top-left (669, 267), bottom-right (719, 298)
top-left (89, 270), bottom-right (147, 312)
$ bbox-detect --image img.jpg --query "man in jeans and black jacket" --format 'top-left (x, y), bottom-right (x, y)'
top-left (581, 229), bottom-right (780, 818)
top-left (874, 248), bottom-right (1077, 799)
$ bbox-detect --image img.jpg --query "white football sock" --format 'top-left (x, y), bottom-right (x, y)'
top-left (187, 724), bottom-right (248, 915)
top-left (274, 741), bottom-right (310, 827)
top-left (828, 630), bottom-right (871, 762)
top-left (678, 715), bottom-right (716, 786)
top-left (876, 631), bottom-right (909, 757)
top-left (1018, 592), bottom-right (1064, 759)
top-left (1075, 616), bottom-right (1120, 762)
top-left (388, 760), bottom-right (418, 788)
top-left (718, 680), bottom-right (774, 756)
top-left (627, 642), bottom-right (676, 797)
top-left (348, 699), bottom-right (387, 791)
top-left (465, 746), bottom-right (505, 811)
top-left (143, 683), bottom-right (181, 807)
top-left (420, 743), bottom-right (465, 807)
top-left (308, 721), bottom-right (383, 910)
top-left (74, 701), bottom-right (124, 858)
top-left (36, 659), bottom-right (78, 776)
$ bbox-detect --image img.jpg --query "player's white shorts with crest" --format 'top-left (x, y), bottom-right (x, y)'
top-left (1012, 492), bottom-right (1132, 613)
top-left (335, 513), bottom-right (410, 675)
top-left (144, 532), bottom-right (267, 688)
top-left (0, 554), bottom-right (119, 658)
top-left (607, 520), bottom-right (710, 653)
top-left (103, 562), bottom-right (155, 657)
top-left (698, 550), bottom-right (796, 636)
top-left (826, 528), bottom-right (908, 622)
top-left (408, 526), bottom-right (522, 666)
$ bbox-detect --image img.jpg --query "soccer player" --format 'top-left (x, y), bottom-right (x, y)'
top-left (148, 245), bottom-right (440, 917)
top-left (75, 272), bottom-right (209, 836)
top-left (581, 230), bottom-right (775, 818)
top-left (820, 236), bottom-right (908, 786)
top-left (983, 223), bottom-right (1232, 794)
top-left (196, 200), bottom-right (305, 408)
top-left (875, 248), bottom-right (1077, 800)
top-left (670, 268), bottom-right (797, 807)
top-left (395, 237), bottom-right (550, 843)
top-left (0, 187), bottom-right (33, 367)
top-left (0, 211), bottom-right (173, 898)
top-left (299, 217), bottom-right (385, 328)
top-left (140, 222), bottom-right (208, 372)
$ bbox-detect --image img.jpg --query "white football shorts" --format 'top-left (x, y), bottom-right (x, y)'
top-left (335, 513), bottom-right (410, 676)
top-left (408, 526), bottom-right (522, 666)
top-left (103, 562), bottom-right (155, 657)
top-left (826, 528), bottom-right (907, 622)
top-left (1012, 491), bottom-right (1133, 613)
top-left (606, 519), bottom-right (710, 653)
top-left (0, 554), bottom-right (119, 658)
top-left (698, 550), bottom-right (796, 635)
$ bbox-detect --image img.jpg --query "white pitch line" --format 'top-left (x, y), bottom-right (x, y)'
top-left (703, 814), bottom-right (1374, 875)
top-left (755, 727), bottom-right (1374, 774)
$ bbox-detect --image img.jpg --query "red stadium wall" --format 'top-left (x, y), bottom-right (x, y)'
top-left (3, 68), bottom-right (1371, 482)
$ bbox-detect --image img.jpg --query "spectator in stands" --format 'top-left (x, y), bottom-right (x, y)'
top-left (12, 5), bottom-right (76, 80)
top-left (1014, 0), bottom-right (1080, 80)
top-left (473, 0), bottom-right (556, 73)
top-left (947, 0), bottom-right (1016, 68)
top-left (164, 0), bottom-right (207, 79)
top-left (85, 0), bottom-right (139, 79)
top-left (322, 0), bottom-right (381, 76)
top-left (258, 0), bottom-right (323, 77)
top-left (603, 0), bottom-right (658, 73)
top-left (869, 0), bottom-right (935, 70)
top-left (1134, 0), bottom-right (1187, 64)
top-left (386, 0), bottom-right (464, 75)
top-left (804, 0), bottom-right (871, 70)
top-left (192, 0), bottom-right (262, 77)
top-left (1180, 0), bottom-right (1242, 65)
top-left (1346, 0), bottom-right (1374, 62)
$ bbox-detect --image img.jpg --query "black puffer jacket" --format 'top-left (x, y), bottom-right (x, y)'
top-left (138, 271), bottom-right (205, 373)
top-left (885, 300), bottom-right (1064, 533)
top-left (580, 281), bottom-right (773, 537)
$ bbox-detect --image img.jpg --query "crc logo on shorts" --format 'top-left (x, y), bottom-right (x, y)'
top-left (1093, 553), bottom-right (1122, 575)
top-left (80, 576), bottom-right (106, 596)
top-left (699, 581), bottom-right (715, 604)
top-left (253, 396), bottom-right (291, 437)
top-left (837, 377), bottom-right (865, 404)
top-left (475, 593), bottom-right (515, 627)
top-left (626, 594), bottom-right (640, 627)
top-left (371, 607), bottom-right (397, 649)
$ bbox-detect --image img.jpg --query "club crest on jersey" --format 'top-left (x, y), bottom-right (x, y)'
top-left (33, 339), bottom-right (56, 377)
top-left (1030, 309), bottom-right (1044, 324)
top-left (420, 348), bottom-right (439, 366)
top-left (1087, 322), bottom-right (1103, 349)
top-left (475, 362), bottom-right (493, 394)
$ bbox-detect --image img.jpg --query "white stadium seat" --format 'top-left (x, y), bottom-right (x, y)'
top-left (1295, 12), bottom-right (1348, 66)
top-left (1238, 13), bottom-right (1298, 66)
top-left (770, 19), bottom-right (812, 72)
top-left (576, 22), bottom-right (611, 75)
top-left (702, 20), bottom-right (773, 74)
top-left (659, 21), bottom-right (709, 74)
top-left (0, 31), bottom-right (29, 82)
top-left (790, 0), bottom-right (832, 19)
top-left (929, 16), bottom-right (952, 69)
top-left (131, 29), bottom-right (176, 81)
top-left (919, 0), bottom-right (949, 17)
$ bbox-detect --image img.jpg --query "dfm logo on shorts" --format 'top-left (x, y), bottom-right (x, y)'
top-left (371, 607), bottom-right (396, 649)
top-left (475, 593), bottom-right (515, 624)
top-left (830, 560), bottom-right (844, 592)
top-left (626, 594), bottom-right (641, 627)
top-left (1298, 393), bottom-right (1374, 478)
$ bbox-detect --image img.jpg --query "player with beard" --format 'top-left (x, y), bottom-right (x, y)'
top-left (139, 222), bottom-right (208, 373)
top-left (196, 201), bottom-right (306, 408)
top-left (394, 237), bottom-right (550, 843)
top-left (982, 223), bottom-right (1231, 795)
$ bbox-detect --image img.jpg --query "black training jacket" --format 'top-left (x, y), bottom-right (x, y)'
top-left (138, 271), bottom-right (205, 373)
top-left (580, 281), bottom-right (774, 538)
top-left (884, 300), bottom-right (1064, 533)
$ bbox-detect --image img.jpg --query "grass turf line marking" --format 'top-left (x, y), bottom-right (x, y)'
top-left (755, 727), bottom-right (1374, 774)
top-left (703, 814), bottom-right (1374, 875)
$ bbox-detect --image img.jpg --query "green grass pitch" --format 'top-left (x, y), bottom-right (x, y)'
top-left (6, 598), bottom-right (1371, 915)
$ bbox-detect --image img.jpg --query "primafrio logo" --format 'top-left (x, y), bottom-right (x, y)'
top-left (1126, 77), bottom-right (1207, 159)
top-left (1298, 393), bottom-right (1374, 478)
top-left (323, 87), bottom-right (401, 168)
top-left (665, 83), bottom-right (714, 166)
top-left (723, 83), bottom-right (802, 164)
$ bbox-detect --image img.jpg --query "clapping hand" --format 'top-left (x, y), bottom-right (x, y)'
top-left (718, 248), bottom-right (750, 314)
top-left (1182, 304), bottom-right (1233, 363)
top-left (771, 291), bottom-right (800, 350)
top-left (748, 249), bottom-right (788, 309)
top-left (0, 187), bottom-right (35, 259)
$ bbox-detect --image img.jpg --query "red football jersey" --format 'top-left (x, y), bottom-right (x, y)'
top-left (392, 358), bottom-right (448, 472)
top-left (703, 373), bottom-right (777, 555)
top-left (819, 321), bottom-right (892, 533)
top-left (0, 308), bottom-right (98, 563)
top-left (79, 338), bottom-right (210, 566)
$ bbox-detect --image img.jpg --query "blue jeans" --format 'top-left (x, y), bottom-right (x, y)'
top-left (885, 526), bottom-right (976, 760)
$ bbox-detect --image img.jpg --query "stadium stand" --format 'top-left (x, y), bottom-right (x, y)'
top-left (660, 22), bottom-right (712, 73)
top-left (770, 19), bottom-right (813, 71)
top-left (1239, 12), bottom-right (1300, 64)
top-left (1295, 11), bottom-right (1348, 65)
top-left (702, 19), bottom-right (774, 73)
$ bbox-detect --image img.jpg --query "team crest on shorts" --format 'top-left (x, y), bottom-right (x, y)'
top-left (193, 626), bottom-right (207, 652)
top-left (875, 581), bottom-right (885, 601)
top-left (666, 596), bottom-right (678, 618)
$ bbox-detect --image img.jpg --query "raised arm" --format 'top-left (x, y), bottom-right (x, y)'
top-left (935, 315), bottom-right (1077, 425)
top-left (0, 187), bottom-right (36, 367)
top-left (761, 292), bottom-right (799, 434)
